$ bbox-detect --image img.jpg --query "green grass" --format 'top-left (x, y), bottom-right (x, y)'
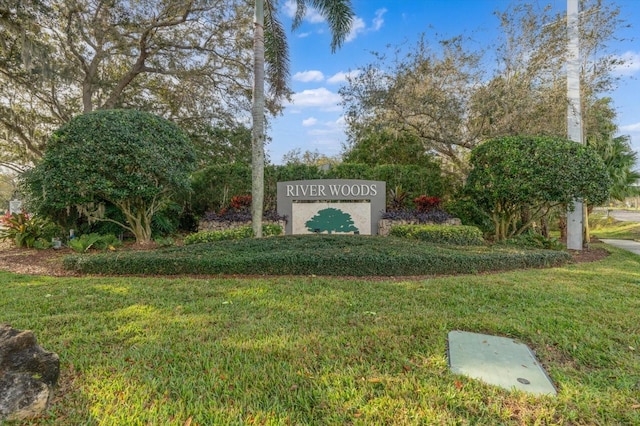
top-left (590, 215), bottom-right (640, 240)
top-left (62, 235), bottom-right (570, 276)
top-left (2, 243), bottom-right (639, 424)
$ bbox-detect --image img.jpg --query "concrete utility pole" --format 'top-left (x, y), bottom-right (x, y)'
top-left (566, 0), bottom-right (584, 250)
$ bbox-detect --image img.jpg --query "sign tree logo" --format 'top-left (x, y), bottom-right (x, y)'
top-left (305, 208), bottom-right (359, 234)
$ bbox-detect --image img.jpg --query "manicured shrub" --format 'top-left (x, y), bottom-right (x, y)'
top-left (381, 209), bottom-right (453, 224)
top-left (200, 210), bottom-right (286, 223)
top-left (63, 235), bottom-right (570, 276)
top-left (184, 224), bottom-right (283, 245)
top-left (390, 224), bottom-right (484, 245)
top-left (22, 109), bottom-right (196, 244)
top-left (465, 135), bottom-right (610, 241)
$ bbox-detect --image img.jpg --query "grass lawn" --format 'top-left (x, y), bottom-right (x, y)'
top-left (590, 215), bottom-right (640, 240)
top-left (1, 243), bottom-right (639, 424)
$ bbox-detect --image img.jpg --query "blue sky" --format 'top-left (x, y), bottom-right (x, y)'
top-left (267, 0), bottom-right (640, 164)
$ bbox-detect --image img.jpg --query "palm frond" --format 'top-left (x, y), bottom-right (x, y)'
top-left (264, 1), bottom-right (291, 100)
top-left (308, 0), bottom-right (355, 52)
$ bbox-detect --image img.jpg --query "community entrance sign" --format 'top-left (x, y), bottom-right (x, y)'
top-left (277, 179), bottom-right (386, 235)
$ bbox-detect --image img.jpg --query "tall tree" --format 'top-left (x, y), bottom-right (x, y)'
top-left (340, 35), bottom-right (483, 177)
top-left (340, 0), bottom-right (628, 178)
top-left (589, 135), bottom-right (640, 203)
top-left (0, 0), bottom-right (256, 169)
top-left (22, 109), bottom-right (196, 244)
top-left (282, 148), bottom-right (339, 167)
top-left (251, 0), bottom-right (353, 237)
top-left (584, 97), bottom-right (639, 203)
top-left (342, 128), bottom-right (439, 169)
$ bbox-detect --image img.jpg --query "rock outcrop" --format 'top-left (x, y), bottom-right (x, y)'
top-left (0, 324), bottom-right (60, 421)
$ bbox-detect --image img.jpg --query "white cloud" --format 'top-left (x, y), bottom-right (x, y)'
top-left (302, 117), bottom-right (318, 126)
top-left (372, 8), bottom-right (387, 31)
top-left (613, 51), bottom-right (640, 76)
top-left (621, 122), bottom-right (640, 132)
top-left (305, 8), bottom-right (325, 24)
top-left (289, 87), bottom-right (341, 109)
top-left (283, 0), bottom-right (324, 23)
top-left (345, 17), bottom-right (366, 42)
top-left (307, 117), bottom-right (346, 135)
top-left (327, 70), bottom-right (361, 84)
top-left (293, 70), bottom-right (324, 82)
top-left (346, 9), bottom-right (387, 42)
top-left (283, 0), bottom-right (296, 18)
top-left (284, 2), bottom-right (385, 43)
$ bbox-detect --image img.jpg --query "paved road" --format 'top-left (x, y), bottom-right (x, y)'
top-left (599, 239), bottom-right (640, 256)
top-left (593, 208), bottom-right (640, 222)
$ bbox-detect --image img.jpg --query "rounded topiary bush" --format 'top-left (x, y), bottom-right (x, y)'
top-left (22, 109), bottom-right (196, 244)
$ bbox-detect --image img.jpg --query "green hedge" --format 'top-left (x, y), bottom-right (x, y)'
top-left (390, 224), bottom-right (484, 245)
top-left (184, 224), bottom-right (282, 245)
top-left (63, 235), bottom-right (570, 276)
top-left (191, 163), bottom-right (450, 214)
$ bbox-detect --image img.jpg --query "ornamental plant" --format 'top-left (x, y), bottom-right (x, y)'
top-left (414, 195), bottom-right (441, 212)
top-left (230, 195), bottom-right (252, 212)
top-left (0, 211), bottom-right (54, 248)
top-left (465, 136), bottom-right (610, 241)
top-left (21, 109), bottom-right (196, 245)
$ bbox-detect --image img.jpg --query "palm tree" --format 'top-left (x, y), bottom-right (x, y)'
top-left (252, 0), bottom-right (354, 237)
top-left (590, 135), bottom-right (640, 202)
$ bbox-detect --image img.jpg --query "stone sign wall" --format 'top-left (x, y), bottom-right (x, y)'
top-left (277, 179), bottom-right (386, 235)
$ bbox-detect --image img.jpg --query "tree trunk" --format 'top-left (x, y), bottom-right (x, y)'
top-left (540, 215), bottom-right (549, 238)
top-left (251, 0), bottom-right (265, 238)
top-left (584, 202), bottom-right (590, 247)
top-left (559, 215), bottom-right (567, 241)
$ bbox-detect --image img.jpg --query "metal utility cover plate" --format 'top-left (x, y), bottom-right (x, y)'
top-left (448, 330), bottom-right (557, 396)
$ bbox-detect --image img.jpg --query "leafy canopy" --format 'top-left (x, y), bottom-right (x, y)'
top-left (464, 136), bottom-right (610, 240)
top-left (22, 109), bottom-right (196, 244)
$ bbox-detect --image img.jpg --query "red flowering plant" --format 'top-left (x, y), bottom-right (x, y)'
top-left (208, 194), bottom-right (253, 222)
top-left (229, 195), bottom-right (252, 212)
top-left (413, 195), bottom-right (441, 212)
top-left (0, 210), bottom-right (51, 248)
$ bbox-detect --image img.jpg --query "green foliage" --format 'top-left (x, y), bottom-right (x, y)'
top-left (190, 124), bottom-right (252, 167)
top-left (63, 235), bottom-right (570, 276)
top-left (153, 236), bottom-right (176, 248)
top-left (387, 186), bottom-right (409, 210)
top-left (390, 224), bottom-right (484, 246)
top-left (191, 163), bottom-right (251, 214)
top-left (465, 136), bottom-right (610, 241)
top-left (589, 134), bottom-right (640, 202)
top-left (184, 224), bottom-right (283, 245)
top-left (192, 162), bottom-right (449, 215)
top-left (589, 215), bottom-right (640, 240)
top-left (68, 233), bottom-right (122, 253)
top-left (503, 233), bottom-right (565, 251)
top-left (342, 129), bottom-right (438, 168)
top-left (0, 211), bottom-right (59, 248)
top-left (281, 148), bottom-right (340, 166)
top-left (22, 109), bottom-right (197, 244)
top-left (444, 197), bottom-right (494, 234)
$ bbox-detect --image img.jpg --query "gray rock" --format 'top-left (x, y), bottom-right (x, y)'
top-left (0, 324), bottom-right (60, 421)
